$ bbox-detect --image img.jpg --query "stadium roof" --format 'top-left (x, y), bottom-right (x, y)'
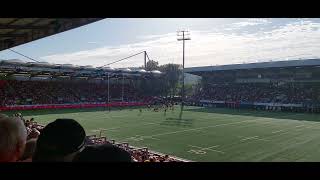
top-left (185, 59), bottom-right (320, 74)
top-left (0, 18), bottom-right (103, 51)
top-left (0, 59), bottom-right (162, 80)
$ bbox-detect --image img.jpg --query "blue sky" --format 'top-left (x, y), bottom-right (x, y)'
top-left (1, 18), bottom-right (320, 68)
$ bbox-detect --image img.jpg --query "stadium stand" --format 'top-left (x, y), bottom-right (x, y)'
top-left (0, 80), bottom-right (140, 106)
top-left (192, 83), bottom-right (315, 104)
top-left (0, 59), bottom-right (160, 110)
top-left (186, 59), bottom-right (320, 113)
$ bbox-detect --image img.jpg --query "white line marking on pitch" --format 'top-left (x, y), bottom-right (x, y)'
top-left (148, 137), bottom-right (161, 140)
top-left (241, 136), bottom-right (259, 141)
top-left (136, 134), bottom-right (161, 140)
top-left (239, 136), bottom-right (270, 142)
top-left (296, 126), bottom-right (313, 131)
top-left (272, 130), bottom-right (286, 134)
top-left (121, 120), bottom-right (255, 141)
top-left (271, 125), bottom-right (307, 134)
top-left (101, 127), bottom-right (120, 130)
top-left (206, 149), bottom-right (225, 154)
top-left (111, 115), bottom-right (129, 118)
top-left (143, 122), bottom-right (158, 125)
top-left (92, 122), bottom-right (158, 133)
top-left (91, 128), bottom-right (119, 132)
top-left (264, 124), bottom-right (320, 141)
top-left (265, 131), bottom-right (292, 140)
top-left (126, 134), bottom-right (161, 141)
top-left (188, 145), bottom-right (225, 154)
top-left (146, 120), bottom-right (255, 137)
top-left (189, 145), bottom-right (220, 149)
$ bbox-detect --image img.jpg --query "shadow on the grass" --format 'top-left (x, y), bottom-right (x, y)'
top-left (184, 107), bottom-right (320, 122)
top-left (159, 117), bottom-right (195, 127)
top-left (2, 106), bottom-right (141, 117)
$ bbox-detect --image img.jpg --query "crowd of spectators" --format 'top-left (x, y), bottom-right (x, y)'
top-left (86, 135), bottom-right (180, 162)
top-left (0, 113), bottom-right (182, 162)
top-left (193, 83), bottom-right (319, 104)
top-left (0, 80), bottom-right (140, 106)
top-left (131, 149), bottom-right (178, 162)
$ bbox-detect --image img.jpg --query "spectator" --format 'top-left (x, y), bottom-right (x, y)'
top-left (25, 120), bottom-right (30, 128)
top-left (20, 138), bottom-right (37, 162)
top-left (32, 118), bottom-right (86, 162)
top-left (192, 82), bottom-right (317, 105)
top-left (0, 114), bottom-right (28, 162)
top-left (73, 143), bottom-right (132, 162)
top-left (27, 128), bottom-right (40, 140)
top-left (0, 80), bottom-right (140, 105)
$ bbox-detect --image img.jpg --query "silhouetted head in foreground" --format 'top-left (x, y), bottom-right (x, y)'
top-left (73, 143), bottom-right (132, 162)
top-left (33, 118), bottom-right (86, 162)
top-left (20, 138), bottom-right (37, 162)
top-left (0, 114), bottom-right (28, 162)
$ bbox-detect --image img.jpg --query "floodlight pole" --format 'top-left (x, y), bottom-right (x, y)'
top-left (177, 30), bottom-right (191, 119)
top-left (108, 72), bottom-right (110, 112)
top-left (108, 73), bottom-right (110, 103)
top-left (122, 73), bottom-right (124, 102)
top-left (144, 51), bottom-right (147, 69)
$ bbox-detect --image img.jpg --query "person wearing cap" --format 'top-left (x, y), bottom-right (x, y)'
top-left (32, 118), bottom-right (86, 162)
top-left (0, 114), bottom-right (28, 162)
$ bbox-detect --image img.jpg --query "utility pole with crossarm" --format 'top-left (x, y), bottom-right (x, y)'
top-left (177, 30), bottom-right (191, 119)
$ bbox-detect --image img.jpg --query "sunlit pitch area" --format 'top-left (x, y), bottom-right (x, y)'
top-left (5, 106), bottom-right (320, 162)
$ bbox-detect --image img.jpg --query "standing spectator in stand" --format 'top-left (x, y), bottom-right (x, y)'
top-left (0, 114), bottom-right (28, 162)
top-left (27, 128), bottom-right (40, 140)
top-left (32, 119), bottom-right (86, 162)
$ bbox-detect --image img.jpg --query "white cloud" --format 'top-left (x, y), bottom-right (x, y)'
top-left (40, 19), bottom-right (320, 68)
top-left (232, 18), bottom-right (271, 28)
top-left (87, 42), bottom-right (101, 44)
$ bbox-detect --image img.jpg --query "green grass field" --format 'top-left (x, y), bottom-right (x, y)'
top-left (5, 106), bottom-right (320, 162)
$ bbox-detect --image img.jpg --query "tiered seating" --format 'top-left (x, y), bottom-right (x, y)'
top-left (193, 83), bottom-right (318, 104)
top-left (0, 80), bottom-right (141, 106)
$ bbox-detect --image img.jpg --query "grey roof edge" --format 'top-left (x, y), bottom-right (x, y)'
top-left (185, 59), bottom-right (320, 73)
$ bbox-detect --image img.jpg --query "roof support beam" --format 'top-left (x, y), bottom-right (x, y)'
top-left (0, 18), bottom-right (103, 51)
top-left (6, 19), bottom-right (20, 25)
top-left (6, 18), bottom-right (45, 35)
top-left (0, 25), bottom-right (49, 29)
top-left (0, 34), bottom-right (27, 38)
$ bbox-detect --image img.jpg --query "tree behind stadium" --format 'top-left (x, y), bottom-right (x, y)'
top-left (139, 61), bottom-right (182, 97)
